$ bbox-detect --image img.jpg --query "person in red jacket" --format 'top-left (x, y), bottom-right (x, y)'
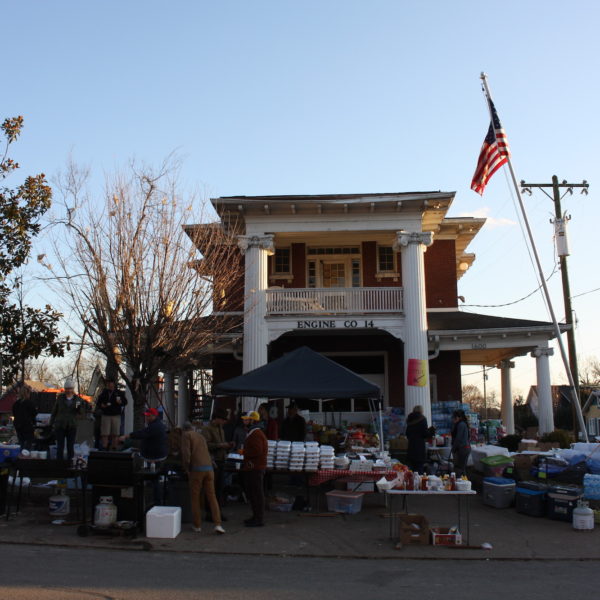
top-left (241, 411), bottom-right (268, 527)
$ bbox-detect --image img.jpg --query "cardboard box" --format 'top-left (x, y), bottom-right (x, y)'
top-left (431, 527), bottom-right (462, 546)
top-left (518, 440), bottom-right (538, 452)
top-left (398, 514), bottom-right (429, 545)
top-left (513, 454), bottom-right (537, 480)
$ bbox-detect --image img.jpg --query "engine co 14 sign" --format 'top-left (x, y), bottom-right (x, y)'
top-left (295, 319), bottom-right (376, 330)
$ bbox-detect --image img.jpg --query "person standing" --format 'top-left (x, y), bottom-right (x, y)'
top-left (451, 409), bottom-right (471, 478)
top-left (280, 403), bottom-right (306, 442)
top-left (241, 411), bottom-right (268, 527)
top-left (405, 405), bottom-right (434, 474)
top-left (180, 422), bottom-right (225, 534)
top-left (12, 384), bottom-right (37, 450)
top-left (121, 407), bottom-right (168, 505)
top-left (96, 378), bottom-right (127, 450)
top-left (258, 402), bottom-right (279, 441)
top-left (50, 378), bottom-right (84, 461)
top-left (202, 408), bottom-right (233, 518)
top-left (121, 407), bottom-right (168, 462)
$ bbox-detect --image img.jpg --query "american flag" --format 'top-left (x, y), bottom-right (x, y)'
top-left (471, 99), bottom-right (510, 195)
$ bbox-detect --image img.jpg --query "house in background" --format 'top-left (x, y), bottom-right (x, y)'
top-left (152, 191), bottom-right (567, 435)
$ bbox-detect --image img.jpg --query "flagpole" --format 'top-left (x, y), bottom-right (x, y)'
top-left (479, 72), bottom-right (588, 441)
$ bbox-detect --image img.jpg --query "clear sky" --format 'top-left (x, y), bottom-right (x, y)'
top-left (4, 0), bottom-right (600, 398)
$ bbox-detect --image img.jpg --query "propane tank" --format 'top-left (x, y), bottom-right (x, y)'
top-left (94, 496), bottom-right (118, 527)
top-left (49, 489), bottom-right (70, 516)
top-left (573, 500), bottom-right (594, 531)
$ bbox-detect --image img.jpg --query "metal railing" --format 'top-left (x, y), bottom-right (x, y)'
top-left (266, 287), bottom-right (403, 315)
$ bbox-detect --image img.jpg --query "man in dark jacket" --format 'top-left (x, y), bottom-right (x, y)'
top-left (50, 378), bottom-right (85, 461)
top-left (121, 407), bottom-right (168, 505)
top-left (96, 378), bottom-right (127, 451)
top-left (12, 384), bottom-right (37, 450)
top-left (405, 405), bottom-right (434, 474)
top-left (122, 407), bottom-right (168, 461)
top-left (280, 404), bottom-right (306, 442)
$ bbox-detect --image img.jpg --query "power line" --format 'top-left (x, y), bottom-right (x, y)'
top-left (462, 262), bottom-right (558, 308)
top-left (572, 286), bottom-right (600, 299)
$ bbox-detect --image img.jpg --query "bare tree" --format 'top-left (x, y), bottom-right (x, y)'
top-left (25, 353), bottom-right (102, 391)
top-left (47, 158), bottom-right (242, 428)
top-left (462, 383), bottom-right (499, 418)
top-left (580, 356), bottom-right (600, 387)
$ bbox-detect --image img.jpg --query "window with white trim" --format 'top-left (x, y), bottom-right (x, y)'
top-left (273, 248), bottom-right (291, 274)
top-left (377, 246), bottom-right (395, 272)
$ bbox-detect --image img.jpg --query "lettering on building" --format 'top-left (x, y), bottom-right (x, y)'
top-left (296, 320), bottom-right (376, 330)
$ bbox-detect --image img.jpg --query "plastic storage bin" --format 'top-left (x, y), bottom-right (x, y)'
top-left (483, 477), bottom-right (516, 508)
top-left (146, 506), bottom-right (182, 538)
top-left (481, 456), bottom-right (514, 478)
top-left (516, 481), bottom-right (548, 517)
top-left (546, 484), bottom-right (582, 522)
top-left (325, 490), bottom-right (364, 514)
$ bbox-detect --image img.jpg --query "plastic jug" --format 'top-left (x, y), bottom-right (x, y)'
top-left (49, 489), bottom-right (70, 516)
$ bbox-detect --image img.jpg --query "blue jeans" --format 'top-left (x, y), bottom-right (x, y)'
top-left (55, 426), bottom-right (77, 460)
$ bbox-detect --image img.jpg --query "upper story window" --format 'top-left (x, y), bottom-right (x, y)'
top-left (273, 248), bottom-right (291, 274)
top-left (377, 246), bottom-right (395, 272)
top-left (307, 247), bottom-right (360, 255)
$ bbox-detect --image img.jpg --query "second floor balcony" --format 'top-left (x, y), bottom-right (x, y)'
top-left (266, 286), bottom-right (403, 315)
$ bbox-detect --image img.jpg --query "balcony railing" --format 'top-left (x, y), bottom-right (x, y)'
top-left (266, 287), bottom-right (403, 315)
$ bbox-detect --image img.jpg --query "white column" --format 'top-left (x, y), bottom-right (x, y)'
top-left (238, 234), bottom-right (274, 411)
top-left (394, 231), bottom-right (433, 424)
top-left (499, 360), bottom-right (515, 435)
top-left (532, 347), bottom-right (555, 435)
top-left (177, 372), bottom-right (189, 427)
top-left (163, 371), bottom-right (175, 426)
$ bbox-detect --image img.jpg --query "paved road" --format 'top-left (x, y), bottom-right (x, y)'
top-left (0, 544), bottom-right (597, 599)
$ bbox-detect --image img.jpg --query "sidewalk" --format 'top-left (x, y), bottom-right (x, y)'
top-left (1, 489), bottom-right (598, 560)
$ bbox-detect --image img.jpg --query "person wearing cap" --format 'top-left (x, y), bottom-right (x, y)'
top-left (96, 378), bottom-right (127, 451)
top-left (241, 411), bottom-right (268, 527)
top-left (122, 407), bottom-right (168, 462)
top-left (50, 378), bottom-right (85, 461)
top-left (181, 422), bottom-right (225, 534)
top-left (202, 407), bottom-right (233, 518)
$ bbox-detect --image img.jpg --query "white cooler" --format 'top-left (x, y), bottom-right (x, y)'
top-left (146, 506), bottom-right (182, 538)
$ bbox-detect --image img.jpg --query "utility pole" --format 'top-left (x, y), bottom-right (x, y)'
top-left (482, 365), bottom-right (488, 420)
top-left (520, 176), bottom-right (589, 432)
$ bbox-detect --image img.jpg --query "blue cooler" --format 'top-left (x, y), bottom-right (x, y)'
top-left (483, 477), bottom-right (516, 508)
top-left (516, 481), bottom-right (548, 517)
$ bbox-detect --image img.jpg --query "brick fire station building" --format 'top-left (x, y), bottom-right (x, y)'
top-left (181, 191), bottom-right (561, 434)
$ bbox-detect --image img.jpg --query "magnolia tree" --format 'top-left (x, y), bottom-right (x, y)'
top-left (0, 116), bottom-right (67, 385)
top-left (48, 159), bottom-right (243, 428)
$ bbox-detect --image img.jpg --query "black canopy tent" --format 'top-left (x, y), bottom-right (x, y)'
top-left (213, 346), bottom-right (384, 450)
top-left (213, 346), bottom-right (381, 399)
